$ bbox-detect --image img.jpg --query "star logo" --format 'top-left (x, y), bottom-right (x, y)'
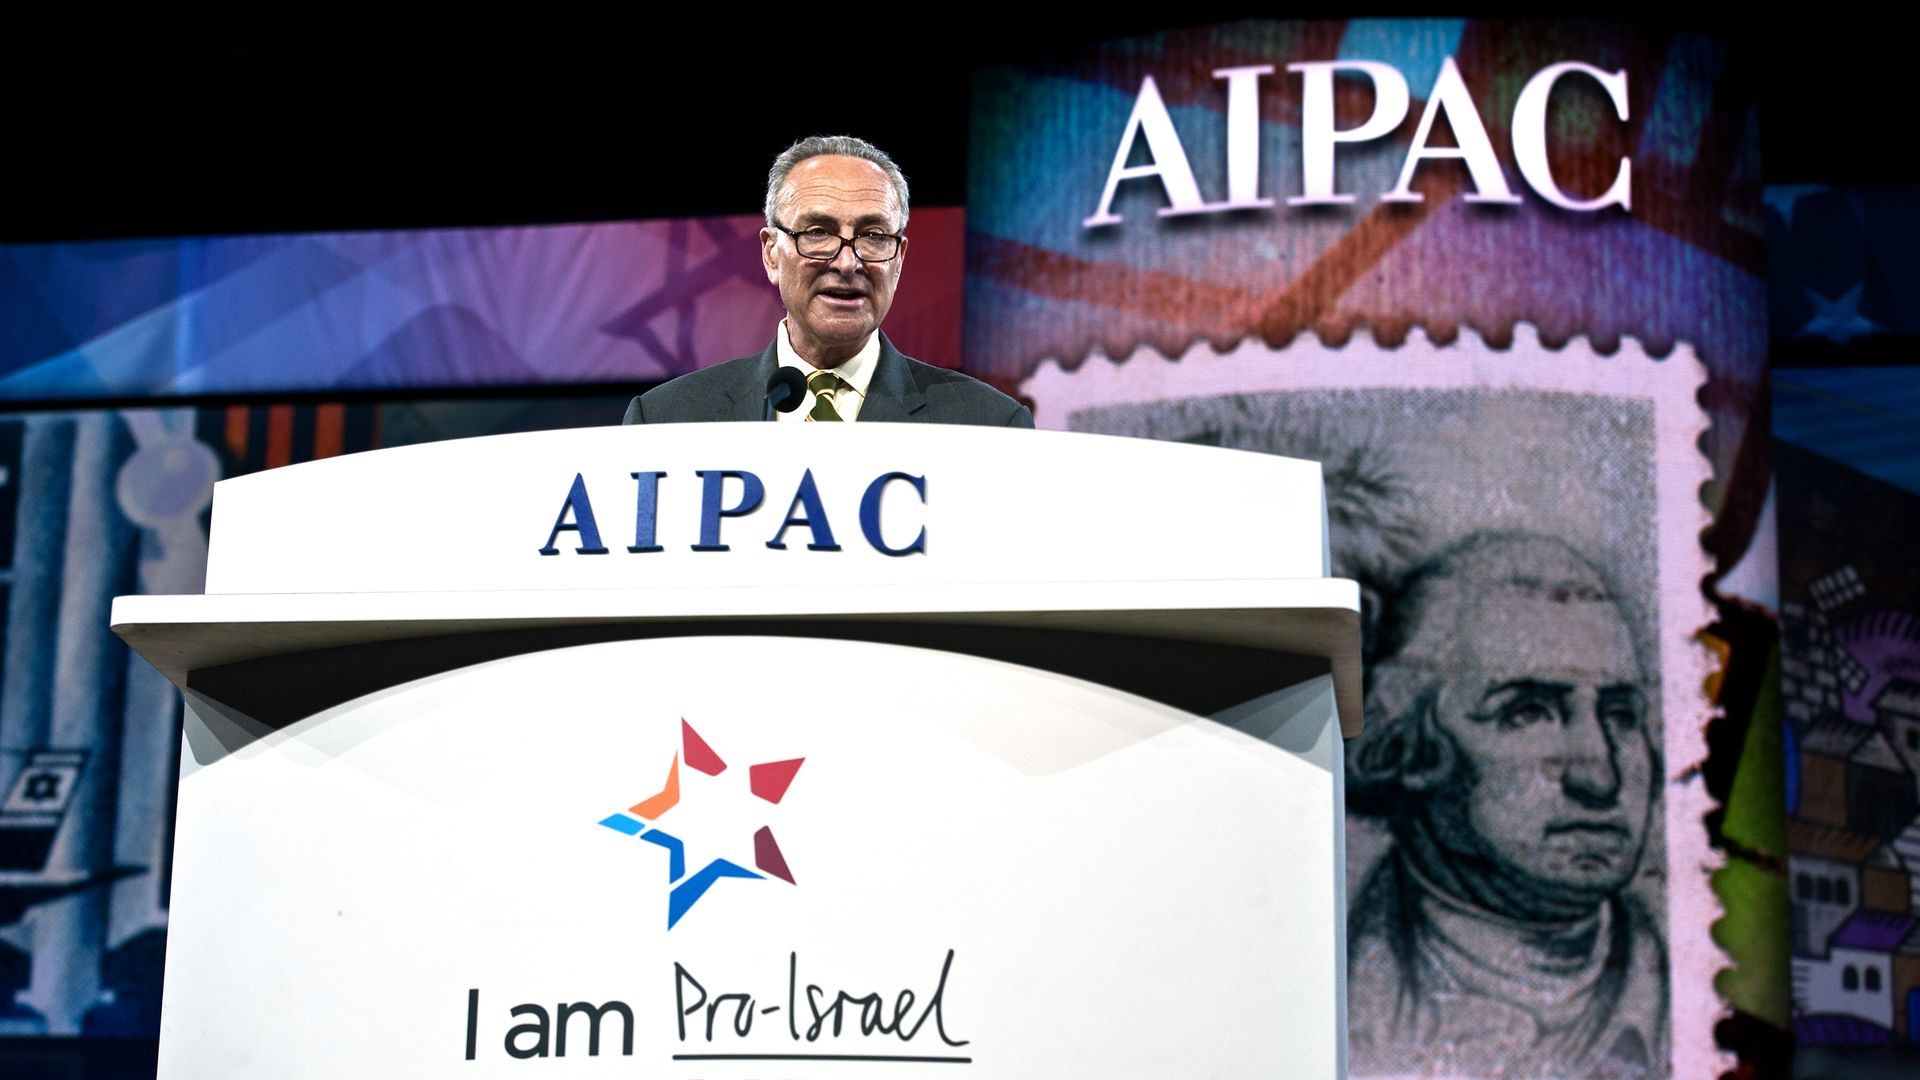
top-left (596, 720), bottom-right (805, 929)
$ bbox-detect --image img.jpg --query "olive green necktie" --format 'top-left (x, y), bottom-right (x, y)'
top-left (807, 370), bottom-right (847, 422)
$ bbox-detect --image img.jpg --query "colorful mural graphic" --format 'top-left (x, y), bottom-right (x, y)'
top-left (0, 392), bottom-right (634, 1056)
top-left (1776, 366), bottom-right (1920, 1077)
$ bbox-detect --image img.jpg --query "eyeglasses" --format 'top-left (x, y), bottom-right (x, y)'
top-left (772, 223), bottom-right (904, 263)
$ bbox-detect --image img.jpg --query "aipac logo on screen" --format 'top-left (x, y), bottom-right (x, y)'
top-left (595, 720), bottom-right (804, 928)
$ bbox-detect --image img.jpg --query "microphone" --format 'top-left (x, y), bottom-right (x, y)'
top-left (764, 366), bottom-right (807, 420)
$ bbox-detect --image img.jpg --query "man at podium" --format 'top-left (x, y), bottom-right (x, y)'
top-left (624, 135), bottom-right (1031, 427)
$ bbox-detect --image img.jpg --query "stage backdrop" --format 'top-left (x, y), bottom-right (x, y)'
top-left (966, 18), bottom-right (1768, 1080)
top-left (0, 18), bottom-right (1822, 1080)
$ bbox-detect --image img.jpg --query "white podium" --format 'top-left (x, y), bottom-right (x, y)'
top-left (112, 424), bottom-right (1361, 1079)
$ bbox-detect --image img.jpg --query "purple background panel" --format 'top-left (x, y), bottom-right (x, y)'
top-left (0, 210), bottom-right (965, 400)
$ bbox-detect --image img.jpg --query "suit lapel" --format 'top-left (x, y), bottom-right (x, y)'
top-left (718, 343), bottom-right (781, 422)
top-left (858, 333), bottom-right (927, 423)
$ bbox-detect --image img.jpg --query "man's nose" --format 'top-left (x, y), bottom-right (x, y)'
top-left (829, 240), bottom-right (864, 274)
top-left (1559, 711), bottom-right (1622, 809)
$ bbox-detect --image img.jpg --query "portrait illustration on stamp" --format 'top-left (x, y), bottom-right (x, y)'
top-left (1023, 325), bottom-right (1718, 1079)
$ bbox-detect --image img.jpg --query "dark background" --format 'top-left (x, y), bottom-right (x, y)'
top-left (2, 15), bottom-right (1906, 244)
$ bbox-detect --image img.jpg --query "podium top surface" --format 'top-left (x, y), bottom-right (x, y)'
top-left (116, 425), bottom-right (1363, 734)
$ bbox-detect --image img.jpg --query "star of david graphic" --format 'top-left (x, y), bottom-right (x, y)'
top-left (597, 720), bottom-right (804, 928)
top-left (600, 218), bottom-right (770, 374)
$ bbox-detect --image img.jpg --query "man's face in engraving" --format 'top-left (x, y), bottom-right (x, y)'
top-left (1416, 584), bottom-right (1654, 909)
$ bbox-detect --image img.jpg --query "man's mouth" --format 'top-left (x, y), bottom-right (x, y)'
top-left (819, 286), bottom-right (867, 303)
top-left (1543, 821), bottom-right (1631, 841)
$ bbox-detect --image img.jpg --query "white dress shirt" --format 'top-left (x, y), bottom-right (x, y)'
top-left (774, 319), bottom-right (879, 422)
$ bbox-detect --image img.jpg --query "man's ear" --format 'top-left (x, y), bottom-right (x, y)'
top-left (760, 227), bottom-right (781, 285)
top-left (895, 234), bottom-right (908, 275)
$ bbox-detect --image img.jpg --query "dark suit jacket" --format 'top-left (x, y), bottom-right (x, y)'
top-left (623, 333), bottom-right (1033, 427)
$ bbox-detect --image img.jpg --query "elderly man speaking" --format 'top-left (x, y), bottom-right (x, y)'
top-left (625, 136), bottom-right (1031, 427)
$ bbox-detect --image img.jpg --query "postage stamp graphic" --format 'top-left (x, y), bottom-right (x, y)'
top-left (1024, 325), bottom-right (1718, 1079)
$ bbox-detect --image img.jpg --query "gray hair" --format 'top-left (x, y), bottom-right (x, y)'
top-left (764, 135), bottom-right (910, 231)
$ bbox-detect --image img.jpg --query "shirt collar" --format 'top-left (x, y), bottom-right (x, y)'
top-left (776, 319), bottom-right (878, 402)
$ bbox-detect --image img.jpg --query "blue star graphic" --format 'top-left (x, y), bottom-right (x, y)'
top-left (1763, 185), bottom-right (1828, 229)
top-left (1797, 283), bottom-right (1882, 346)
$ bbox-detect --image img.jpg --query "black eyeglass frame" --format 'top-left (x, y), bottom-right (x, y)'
top-left (770, 222), bottom-right (905, 263)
